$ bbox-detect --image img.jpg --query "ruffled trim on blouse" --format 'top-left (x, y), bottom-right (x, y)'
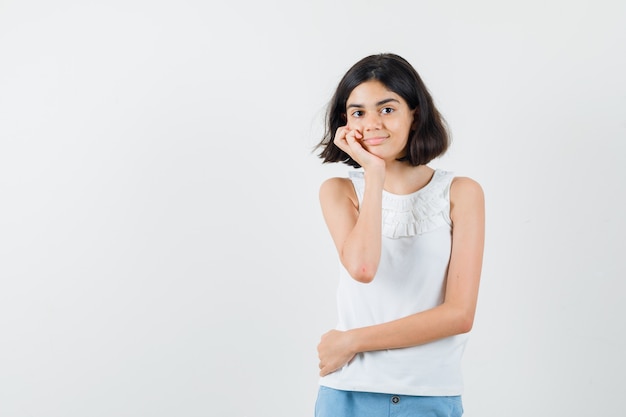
top-left (349, 169), bottom-right (454, 238)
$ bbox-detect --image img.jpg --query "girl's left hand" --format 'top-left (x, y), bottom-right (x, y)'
top-left (317, 329), bottom-right (357, 377)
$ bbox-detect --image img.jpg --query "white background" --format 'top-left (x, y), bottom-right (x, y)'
top-left (1, 0), bottom-right (625, 416)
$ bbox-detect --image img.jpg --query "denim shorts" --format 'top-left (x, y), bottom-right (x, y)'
top-left (315, 386), bottom-right (463, 417)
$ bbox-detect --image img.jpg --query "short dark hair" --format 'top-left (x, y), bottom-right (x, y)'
top-left (315, 53), bottom-right (449, 168)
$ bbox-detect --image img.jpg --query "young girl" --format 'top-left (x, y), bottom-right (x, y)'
top-left (314, 53), bottom-right (485, 417)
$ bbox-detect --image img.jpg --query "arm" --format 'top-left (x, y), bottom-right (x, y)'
top-left (319, 127), bottom-right (386, 283)
top-left (318, 177), bottom-right (485, 376)
top-left (319, 172), bottom-right (384, 283)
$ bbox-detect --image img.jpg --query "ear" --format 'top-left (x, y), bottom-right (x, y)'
top-left (411, 108), bottom-right (419, 129)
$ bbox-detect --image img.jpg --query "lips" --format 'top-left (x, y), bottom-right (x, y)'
top-left (362, 136), bottom-right (388, 146)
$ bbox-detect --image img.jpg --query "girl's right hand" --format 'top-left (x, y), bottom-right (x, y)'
top-left (333, 126), bottom-right (385, 171)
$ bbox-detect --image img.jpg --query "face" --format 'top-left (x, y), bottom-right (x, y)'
top-left (345, 80), bottom-right (416, 161)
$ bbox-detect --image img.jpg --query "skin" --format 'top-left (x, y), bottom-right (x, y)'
top-left (317, 80), bottom-right (485, 377)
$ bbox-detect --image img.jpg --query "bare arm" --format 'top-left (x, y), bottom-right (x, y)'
top-left (319, 171), bottom-right (384, 283)
top-left (319, 126), bottom-right (386, 283)
top-left (318, 177), bottom-right (485, 376)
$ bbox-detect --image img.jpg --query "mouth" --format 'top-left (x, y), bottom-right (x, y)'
top-left (362, 136), bottom-right (388, 146)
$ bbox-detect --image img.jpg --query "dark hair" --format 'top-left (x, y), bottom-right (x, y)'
top-left (315, 53), bottom-right (449, 168)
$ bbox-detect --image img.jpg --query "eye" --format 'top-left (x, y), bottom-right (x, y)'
top-left (381, 107), bottom-right (394, 115)
top-left (350, 110), bottom-right (364, 118)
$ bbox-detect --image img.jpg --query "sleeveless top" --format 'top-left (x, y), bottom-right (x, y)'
top-left (319, 169), bottom-right (469, 396)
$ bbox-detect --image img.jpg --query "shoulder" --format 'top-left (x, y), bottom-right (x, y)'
top-left (450, 176), bottom-right (483, 197)
top-left (449, 176), bottom-right (485, 219)
top-left (319, 177), bottom-right (358, 208)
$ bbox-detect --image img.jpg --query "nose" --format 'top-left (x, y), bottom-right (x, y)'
top-left (362, 112), bottom-right (382, 131)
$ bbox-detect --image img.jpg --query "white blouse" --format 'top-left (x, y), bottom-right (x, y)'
top-left (320, 169), bottom-right (469, 396)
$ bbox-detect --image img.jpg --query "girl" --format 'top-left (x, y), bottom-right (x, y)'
top-left (314, 53), bottom-right (485, 417)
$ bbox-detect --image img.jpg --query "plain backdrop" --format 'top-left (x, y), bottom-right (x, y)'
top-left (1, 0), bottom-right (625, 416)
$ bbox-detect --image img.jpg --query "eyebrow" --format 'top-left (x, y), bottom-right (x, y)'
top-left (346, 98), bottom-right (400, 109)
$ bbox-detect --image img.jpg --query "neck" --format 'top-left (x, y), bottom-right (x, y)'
top-left (383, 163), bottom-right (434, 195)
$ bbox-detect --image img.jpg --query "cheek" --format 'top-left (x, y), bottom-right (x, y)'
top-left (346, 117), bottom-right (362, 130)
top-left (396, 117), bottom-right (414, 132)
top-left (386, 120), bottom-right (406, 132)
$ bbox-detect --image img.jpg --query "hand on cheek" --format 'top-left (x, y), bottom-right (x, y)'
top-left (346, 127), bottom-right (363, 143)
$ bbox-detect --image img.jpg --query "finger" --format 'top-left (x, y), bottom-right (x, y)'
top-left (319, 364), bottom-right (336, 377)
top-left (334, 135), bottom-right (353, 155)
top-left (346, 128), bottom-right (363, 145)
top-left (333, 127), bottom-right (349, 148)
top-left (344, 130), bottom-right (356, 146)
top-left (333, 126), bottom-right (348, 141)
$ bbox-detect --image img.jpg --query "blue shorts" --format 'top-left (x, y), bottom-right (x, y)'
top-left (315, 386), bottom-right (463, 417)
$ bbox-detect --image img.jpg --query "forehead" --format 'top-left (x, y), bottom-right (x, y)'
top-left (347, 80), bottom-right (404, 105)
